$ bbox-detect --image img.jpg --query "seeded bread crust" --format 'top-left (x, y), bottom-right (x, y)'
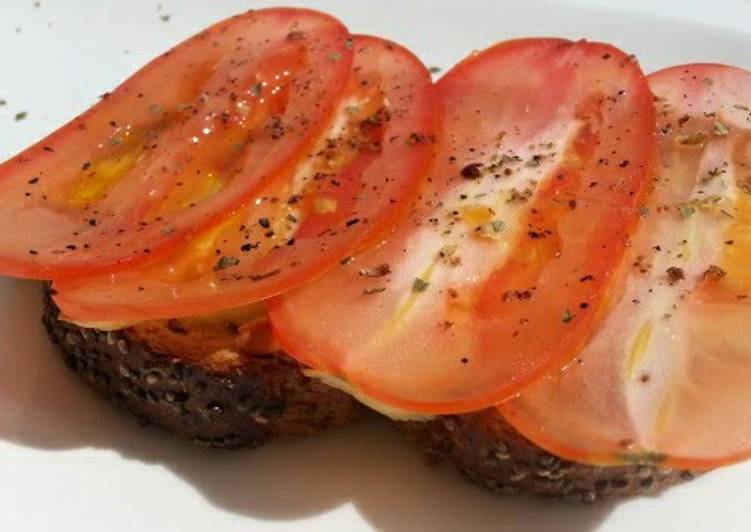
top-left (43, 286), bottom-right (694, 500)
top-left (402, 412), bottom-right (694, 502)
top-left (42, 286), bottom-right (364, 448)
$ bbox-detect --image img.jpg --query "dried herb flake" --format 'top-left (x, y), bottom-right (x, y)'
top-left (678, 204), bottom-right (695, 219)
top-left (412, 277), bottom-right (430, 293)
top-left (713, 121), bottom-right (729, 136)
top-left (214, 256), bottom-right (240, 271)
top-left (363, 286), bottom-right (386, 295)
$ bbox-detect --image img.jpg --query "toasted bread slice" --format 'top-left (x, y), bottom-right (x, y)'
top-left (42, 285), bottom-right (692, 499)
top-left (42, 285), bottom-right (364, 448)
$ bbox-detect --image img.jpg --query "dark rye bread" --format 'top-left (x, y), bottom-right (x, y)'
top-left (402, 412), bottom-right (694, 502)
top-left (41, 286), bottom-right (364, 448)
top-left (42, 286), bottom-right (693, 499)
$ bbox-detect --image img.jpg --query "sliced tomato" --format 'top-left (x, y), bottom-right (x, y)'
top-left (268, 38), bottom-right (656, 414)
top-left (0, 8), bottom-right (352, 279)
top-left (52, 36), bottom-right (438, 321)
top-left (500, 64), bottom-right (751, 469)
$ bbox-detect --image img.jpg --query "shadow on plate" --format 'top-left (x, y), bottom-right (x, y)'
top-left (0, 278), bottom-right (621, 532)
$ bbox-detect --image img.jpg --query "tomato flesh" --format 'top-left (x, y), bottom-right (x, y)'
top-left (52, 36), bottom-right (437, 321)
top-left (501, 64), bottom-right (751, 469)
top-left (0, 8), bottom-right (352, 279)
top-left (268, 38), bottom-right (656, 414)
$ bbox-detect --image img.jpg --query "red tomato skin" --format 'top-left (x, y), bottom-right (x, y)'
top-left (0, 8), bottom-right (352, 280)
top-left (268, 38), bottom-right (657, 415)
top-left (51, 35), bottom-right (439, 322)
top-left (500, 63), bottom-right (751, 470)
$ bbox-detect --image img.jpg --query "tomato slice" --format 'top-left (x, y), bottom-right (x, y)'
top-left (0, 8), bottom-right (352, 279)
top-left (52, 36), bottom-right (437, 322)
top-left (500, 64), bottom-right (751, 470)
top-left (268, 38), bottom-right (656, 414)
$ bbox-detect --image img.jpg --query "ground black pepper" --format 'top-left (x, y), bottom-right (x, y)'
top-left (702, 265), bottom-right (726, 282)
top-left (665, 266), bottom-right (685, 285)
top-left (249, 269), bottom-right (281, 281)
top-left (358, 263), bottom-right (391, 277)
top-left (461, 163), bottom-right (483, 179)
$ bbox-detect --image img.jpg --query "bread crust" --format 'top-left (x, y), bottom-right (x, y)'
top-left (42, 286), bottom-right (364, 448)
top-left (43, 286), bottom-right (694, 499)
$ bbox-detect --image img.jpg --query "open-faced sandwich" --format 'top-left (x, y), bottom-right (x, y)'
top-left (3, 7), bottom-right (751, 503)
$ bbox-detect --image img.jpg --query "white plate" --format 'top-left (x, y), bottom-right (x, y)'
top-left (1, 1), bottom-right (751, 531)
